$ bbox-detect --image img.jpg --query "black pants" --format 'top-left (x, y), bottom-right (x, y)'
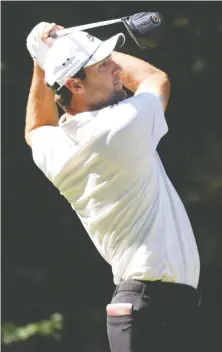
top-left (107, 279), bottom-right (200, 352)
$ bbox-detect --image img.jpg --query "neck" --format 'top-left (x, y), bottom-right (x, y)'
top-left (64, 103), bottom-right (89, 121)
top-left (66, 95), bottom-right (90, 117)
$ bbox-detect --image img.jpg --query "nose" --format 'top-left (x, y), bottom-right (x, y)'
top-left (112, 61), bottom-right (122, 76)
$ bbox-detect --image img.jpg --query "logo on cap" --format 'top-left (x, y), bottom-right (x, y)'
top-left (87, 34), bottom-right (95, 42)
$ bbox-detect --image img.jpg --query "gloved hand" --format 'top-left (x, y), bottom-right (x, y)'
top-left (26, 22), bottom-right (64, 69)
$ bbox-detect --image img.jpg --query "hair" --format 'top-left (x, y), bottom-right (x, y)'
top-left (54, 68), bottom-right (86, 110)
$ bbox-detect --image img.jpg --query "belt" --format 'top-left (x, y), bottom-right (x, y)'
top-left (114, 279), bottom-right (201, 304)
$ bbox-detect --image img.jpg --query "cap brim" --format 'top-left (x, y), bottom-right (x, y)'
top-left (84, 33), bottom-right (125, 67)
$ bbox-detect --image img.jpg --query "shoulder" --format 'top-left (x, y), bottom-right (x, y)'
top-left (29, 125), bottom-right (77, 181)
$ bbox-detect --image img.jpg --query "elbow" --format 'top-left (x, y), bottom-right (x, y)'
top-left (165, 76), bottom-right (171, 110)
top-left (24, 132), bottom-right (31, 148)
top-left (159, 71), bottom-right (170, 87)
top-left (24, 127), bottom-right (32, 148)
top-left (160, 73), bottom-right (171, 112)
top-left (163, 73), bottom-right (171, 96)
top-left (163, 72), bottom-right (170, 86)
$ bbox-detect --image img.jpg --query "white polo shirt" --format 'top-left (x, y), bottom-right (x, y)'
top-left (30, 88), bottom-right (200, 288)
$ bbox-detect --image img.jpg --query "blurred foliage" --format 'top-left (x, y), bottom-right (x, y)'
top-left (2, 314), bottom-right (63, 345)
top-left (2, 1), bottom-right (222, 351)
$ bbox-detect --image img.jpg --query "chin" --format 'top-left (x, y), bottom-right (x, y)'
top-left (90, 89), bottom-right (128, 111)
top-left (111, 89), bottom-right (128, 105)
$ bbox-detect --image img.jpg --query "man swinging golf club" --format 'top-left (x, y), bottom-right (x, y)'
top-left (25, 18), bottom-right (200, 352)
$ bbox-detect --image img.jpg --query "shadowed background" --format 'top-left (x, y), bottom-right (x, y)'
top-left (2, 1), bottom-right (222, 351)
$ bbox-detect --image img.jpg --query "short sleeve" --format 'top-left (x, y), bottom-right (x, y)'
top-left (134, 84), bottom-right (168, 147)
top-left (106, 89), bottom-right (168, 149)
top-left (30, 126), bottom-right (76, 182)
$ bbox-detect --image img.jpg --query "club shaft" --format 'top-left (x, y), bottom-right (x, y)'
top-left (50, 18), bottom-right (123, 38)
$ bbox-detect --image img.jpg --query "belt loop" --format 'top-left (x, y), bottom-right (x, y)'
top-left (112, 284), bottom-right (119, 298)
top-left (141, 281), bottom-right (148, 298)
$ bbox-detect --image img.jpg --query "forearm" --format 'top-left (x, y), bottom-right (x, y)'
top-left (112, 51), bottom-right (170, 110)
top-left (25, 63), bottom-right (59, 143)
top-left (112, 52), bottom-right (162, 90)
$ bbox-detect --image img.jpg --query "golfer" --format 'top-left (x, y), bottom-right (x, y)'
top-left (25, 22), bottom-right (200, 352)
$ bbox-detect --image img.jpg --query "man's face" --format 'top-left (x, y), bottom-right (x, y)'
top-left (82, 55), bottom-right (127, 110)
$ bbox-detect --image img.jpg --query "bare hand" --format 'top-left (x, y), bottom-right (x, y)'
top-left (40, 22), bottom-right (64, 46)
top-left (27, 22), bottom-right (64, 70)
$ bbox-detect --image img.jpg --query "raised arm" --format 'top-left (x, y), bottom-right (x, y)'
top-left (25, 63), bottom-right (59, 147)
top-left (25, 22), bottom-right (64, 147)
top-left (112, 51), bottom-right (170, 112)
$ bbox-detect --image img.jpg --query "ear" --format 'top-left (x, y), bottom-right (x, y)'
top-left (64, 77), bottom-right (84, 93)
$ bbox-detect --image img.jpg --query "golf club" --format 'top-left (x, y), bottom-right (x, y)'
top-left (49, 12), bottom-right (164, 50)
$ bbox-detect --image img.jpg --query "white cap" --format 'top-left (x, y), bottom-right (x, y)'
top-left (44, 31), bottom-right (125, 92)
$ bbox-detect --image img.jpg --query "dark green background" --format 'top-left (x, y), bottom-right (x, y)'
top-left (2, 1), bottom-right (222, 351)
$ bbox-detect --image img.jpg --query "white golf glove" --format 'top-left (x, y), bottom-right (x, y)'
top-left (26, 22), bottom-right (52, 69)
